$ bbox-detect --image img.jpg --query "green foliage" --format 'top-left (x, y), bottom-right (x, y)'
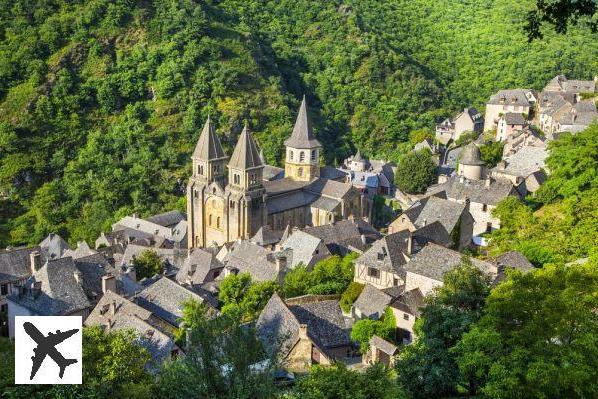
top-left (454, 131), bottom-right (479, 146)
top-left (339, 282), bottom-right (365, 313)
top-left (282, 253), bottom-right (358, 298)
top-left (526, 0), bottom-right (597, 40)
top-left (489, 124), bottom-right (598, 265)
top-left (291, 363), bottom-right (402, 399)
top-left (218, 273), bottom-right (280, 322)
top-left (350, 307), bottom-right (396, 354)
top-left (455, 262), bottom-right (598, 398)
top-left (132, 249), bottom-right (163, 280)
top-left (408, 128), bottom-right (434, 146)
top-left (395, 258), bottom-right (492, 398)
top-left (156, 312), bottom-right (277, 399)
top-left (175, 298), bottom-right (210, 343)
top-left (394, 150), bottom-right (437, 194)
top-left (0, 337), bottom-right (14, 394)
top-left (479, 140), bottom-right (504, 167)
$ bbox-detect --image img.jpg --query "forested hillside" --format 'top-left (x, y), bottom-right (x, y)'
top-left (0, 0), bottom-right (597, 246)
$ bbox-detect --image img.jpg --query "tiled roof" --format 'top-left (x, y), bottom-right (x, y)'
top-left (496, 146), bottom-right (547, 178)
top-left (306, 178), bottom-right (353, 199)
top-left (0, 246), bottom-right (39, 283)
top-left (73, 253), bottom-right (112, 300)
top-left (492, 251), bottom-right (534, 272)
top-left (289, 299), bottom-right (350, 349)
top-left (487, 89), bottom-right (534, 106)
top-left (176, 248), bottom-right (223, 285)
top-left (282, 231), bottom-right (328, 268)
top-left (250, 226), bottom-right (286, 246)
top-left (135, 276), bottom-right (210, 327)
top-left (284, 96), bottom-right (321, 149)
top-left (192, 116), bottom-right (226, 161)
top-left (459, 142), bottom-right (484, 166)
top-left (504, 112), bottom-right (526, 125)
top-left (63, 241), bottom-right (97, 259)
top-left (320, 166), bottom-right (348, 181)
top-left (263, 165), bottom-right (285, 181)
top-left (302, 219), bottom-right (381, 253)
top-left (411, 221), bottom-right (453, 248)
top-left (353, 284), bottom-right (394, 318)
top-left (228, 124), bottom-right (263, 170)
top-left (429, 175), bottom-right (516, 206)
top-left (390, 288), bottom-right (425, 317)
top-left (256, 293), bottom-right (301, 358)
top-left (405, 243), bottom-right (496, 282)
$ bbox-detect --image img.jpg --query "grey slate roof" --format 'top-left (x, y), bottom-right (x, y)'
top-left (289, 300), bottom-right (350, 350)
top-left (369, 335), bottom-right (398, 355)
top-left (302, 219), bottom-right (381, 254)
top-left (39, 233), bottom-right (70, 260)
top-left (284, 96), bottom-right (321, 149)
top-left (487, 89), bottom-right (534, 106)
top-left (250, 226), bottom-right (286, 246)
top-left (411, 221), bottom-right (453, 248)
top-left (176, 248), bottom-right (223, 285)
top-left (0, 246), bottom-right (39, 283)
top-left (492, 251), bottom-right (534, 272)
top-left (193, 116), bottom-right (226, 160)
top-left (504, 112), bottom-right (526, 125)
top-left (73, 253), bottom-right (112, 300)
top-left (306, 178), bottom-right (353, 199)
top-left (135, 276), bottom-right (209, 327)
top-left (145, 211), bottom-right (186, 228)
top-left (353, 284), bottom-right (394, 318)
top-left (224, 241), bottom-right (281, 282)
top-left (496, 146), bottom-right (547, 178)
top-left (459, 142), bottom-right (485, 166)
top-left (256, 293), bottom-right (301, 358)
top-left (320, 166), bottom-right (348, 181)
top-left (281, 231), bottom-right (328, 268)
top-left (63, 241), bottom-right (97, 259)
top-left (390, 288), bottom-right (425, 317)
top-left (355, 231), bottom-right (411, 275)
top-left (405, 243), bottom-right (496, 282)
top-left (8, 257), bottom-right (91, 315)
top-left (263, 165), bottom-right (285, 181)
top-left (228, 124), bottom-right (263, 170)
top-left (429, 175), bottom-right (517, 206)
top-left (403, 196), bottom-right (466, 235)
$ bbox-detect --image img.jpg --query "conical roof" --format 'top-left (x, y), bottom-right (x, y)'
top-left (228, 123), bottom-right (263, 170)
top-left (193, 116), bottom-right (226, 160)
top-left (284, 96), bottom-right (321, 149)
top-left (459, 142), bottom-right (485, 166)
top-left (354, 150), bottom-right (364, 162)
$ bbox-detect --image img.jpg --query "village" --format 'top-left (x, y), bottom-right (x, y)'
top-left (0, 74), bottom-right (596, 376)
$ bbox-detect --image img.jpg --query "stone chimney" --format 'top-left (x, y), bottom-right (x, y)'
top-left (102, 274), bottom-right (117, 294)
top-left (298, 324), bottom-right (308, 340)
top-left (29, 251), bottom-right (42, 275)
top-left (110, 301), bottom-right (117, 316)
top-left (275, 254), bottom-right (287, 284)
top-left (407, 232), bottom-right (413, 255)
top-left (360, 234), bottom-right (367, 246)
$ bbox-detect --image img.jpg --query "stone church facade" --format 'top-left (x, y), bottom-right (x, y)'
top-left (187, 97), bottom-right (371, 248)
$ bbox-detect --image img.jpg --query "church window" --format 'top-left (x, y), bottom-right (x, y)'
top-left (298, 167), bottom-right (303, 177)
top-left (311, 150), bottom-right (317, 161)
top-left (234, 174), bottom-right (240, 185)
top-left (198, 165), bottom-right (204, 175)
top-left (209, 215), bottom-right (212, 226)
top-left (216, 217), bottom-right (220, 229)
top-left (404, 313), bottom-right (410, 321)
top-left (230, 201), bottom-right (235, 209)
top-left (194, 190), bottom-right (198, 198)
top-left (299, 151), bottom-right (305, 162)
top-left (213, 188), bottom-right (216, 194)
top-left (214, 164), bottom-right (220, 174)
top-left (289, 150), bottom-right (294, 161)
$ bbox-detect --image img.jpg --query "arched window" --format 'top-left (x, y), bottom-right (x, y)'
top-left (289, 150), bottom-right (294, 161)
top-left (234, 174), bottom-right (240, 185)
top-left (299, 151), bottom-right (305, 162)
top-left (216, 217), bottom-right (220, 228)
top-left (208, 215), bottom-right (212, 226)
top-left (198, 165), bottom-right (204, 175)
top-left (311, 150), bottom-right (317, 161)
top-left (298, 167), bottom-right (303, 177)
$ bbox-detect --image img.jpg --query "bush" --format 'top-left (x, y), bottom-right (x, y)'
top-left (340, 282), bottom-right (365, 313)
top-left (394, 150), bottom-right (437, 194)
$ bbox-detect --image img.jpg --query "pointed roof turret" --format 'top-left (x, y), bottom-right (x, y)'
top-left (460, 142), bottom-right (485, 166)
top-left (193, 115), bottom-right (226, 160)
top-left (284, 95), bottom-right (321, 149)
top-left (354, 150), bottom-right (364, 162)
top-left (228, 123), bottom-right (263, 170)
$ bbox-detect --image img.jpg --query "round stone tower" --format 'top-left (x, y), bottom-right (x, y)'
top-left (457, 142), bottom-right (485, 180)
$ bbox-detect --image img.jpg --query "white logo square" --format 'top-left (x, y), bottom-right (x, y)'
top-left (14, 316), bottom-right (82, 384)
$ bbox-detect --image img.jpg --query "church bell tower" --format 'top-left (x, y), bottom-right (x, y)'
top-left (284, 96), bottom-right (322, 182)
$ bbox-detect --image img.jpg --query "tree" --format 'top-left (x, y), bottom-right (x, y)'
top-left (479, 140), bottom-right (504, 168)
top-left (526, 0), bottom-right (597, 41)
top-left (408, 128), bottom-right (434, 146)
top-left (394, 150), bottom-right (437, 194)
top-left (455, 261), bottom-right (598, 398)
top-left (218, 273), bottom-right (280, 322)
top-left (339, 282), bottom-right (364, 313)
top-left (219, 273), bottom-right (252, 308)
top-left (351, 307), bottom-right (396, 353)
top-left (132, 249), bottom-right (163, 280)
top-left (395, 258), bottom-right (492, 398)
top-left (155, 313), bottom-right (277, 399)
top-left (290, 363), bottom-right (402, 399)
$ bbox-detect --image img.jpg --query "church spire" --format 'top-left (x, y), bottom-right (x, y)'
top-left (193, 115), bottom-right (226, 160)
top-left (284, 95), bottom-right (321, 149)
top-left (228, 123), bottom-right (263, 170)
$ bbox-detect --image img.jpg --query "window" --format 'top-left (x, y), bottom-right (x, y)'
top-left (403, 313), bottom-right (410, 321)
top-left (230, 201), bottom-right (235, 209)
top-left (198, 165), bottom-right (204, 175)
top-left (393, 278), bottom-right (399, 286)
top-left (299, 151), bottom-right (305, 162)
top-left (209, 215), bottom-right (212, 226)
top-left (289, 150), bottom-right (294, 161)
top-left (194, 190), bottom-right (198, 198)
top-left (311, 150), bottom-right (317, 161)
top-left (234, 174), bottom-right (240, 185)
top-left (1, 283), bottom-right (8, 295)
top-left (0, 304), bottom-right (7, 313)
top-left (214, 164), bottom-right (220, 174)
top-left (298, 167), bottom-right (303, 177)
top-left (216, 217), bottom-right (221, 229)
top-left (482, 203), bottom-right (488, 212)
top-left (367, 267), bottom-right (380, 278)
top-left (486, 222), bottom-right (493, 233)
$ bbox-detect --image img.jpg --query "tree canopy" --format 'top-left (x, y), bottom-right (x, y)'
top-left (394, 150), bottom-right (437, 194)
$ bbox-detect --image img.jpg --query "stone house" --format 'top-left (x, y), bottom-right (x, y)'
top-left (352, 283), bottom-right (396, 320)
top-left (301, 219), bottom-right (381, 255)
top-left (496, 112), bottom-right (526, 142)
top-left (280, 230), bottom-right (331, 269)
top-left (435, 108), bottom-right (484, 145)
top-left (221, 240), bottom-right (288, 283)
top-left (389, 288), bottom-right (425, 343)
top-left (176, 247), bottom-right (224, 286)
top-left (364, 335), bottom-right (399, 368)
top-left (256, 293), bottom-right (352, 372)
top-left (341, 151), bottom-right (396, 196)
top-left (491, 146), bottom-right (548, 196)
top-left (484, 89), bottom-right (536, 132)
top-left (388, 195), bottom-right (474, 249)
top-left (0, 246), bottom-right (41, 315)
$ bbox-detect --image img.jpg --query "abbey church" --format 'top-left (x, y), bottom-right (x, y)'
top-left (187, 97), bottom-right (371, 248)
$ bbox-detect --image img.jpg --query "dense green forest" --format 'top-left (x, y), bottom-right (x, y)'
top-left (0, 0), bottom-right (597, 246)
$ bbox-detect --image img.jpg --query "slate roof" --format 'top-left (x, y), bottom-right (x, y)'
top-left (266, 190), bottom-right (318, 214)
top-left (404, 243), bottom-right (496, 282)
top-left (176, 248), bottom-right (223, 285)
top-left (504, 112), bottom-right (526, 125)
top-left (73, 253), bottom-right (112, 300)
top-left (487, 89), bottom-right (534, 106)
top-left (306, 178), bottom-right (353, 199)
top-left (39, 233), bottom-right (70, 260)
top-left (63, 241), bottom-right (97, 259)
top-left (459, 142), bottom-right (484, 166)
top-left (544, 75), bottom-right (595, 94)
top-left (390, 288), bottom-right (425, 317)
top-left (497, 146), bottom-right (547, 178)
top-left (120, 244), bottom-right (179, 268)
top-left (85, 291), bottom-right (175, 367)
top-left (251, 226), bottom-right (286, 246)
top-left (320, 166), bottom-right (348, 181)
top-left (355, 231), bottom-right (411, 275)
top-left (353, 284), bottom-right (394, 318)
top-left (135, 276), bottom-right (210, 327)
top-left (284, 96), bottom-right (321, 149)
top-left (8, 257), bottom-right (91, 315)
top-left (256, 293), bottom-right (301, 358)
top-left (0, 246), bottom-right (39, 283)
top-left (492, 251), bottom-right (534, 272)
top-left (228, 124), bottom-right (263, 170)
top-left (403, 196), bottom-right (466, 235)
top-left (302, 219), bottom-right (381, 253)
top-left (289, 300), bottom-right (350, 349)
top-left (369, 335), bottom-right (398, 355)
top-left (411, 221), bottom-right (453, 248)
top-left (429, 175), bottom-right (516, 206)
top-left (145, 211), bottom-right (186, 228)
top-left (281, 231), bottom-right (327, 268)
top-left (224, 241), bottom-right (281, 282)
top-left (193, 116), bottom-right (226, 160)
top-left (263, 178), bottom-right (310, 196)
top-left (349, 171), bottom-right (379, 189)
top-left (263, 165), bottom-right (285, 181)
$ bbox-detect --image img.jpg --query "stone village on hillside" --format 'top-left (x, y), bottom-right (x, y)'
top-left (0, 75), bottom-right (595, 371)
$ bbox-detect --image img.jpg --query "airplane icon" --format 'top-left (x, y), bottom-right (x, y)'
top-left (23, 322), bottom-right (79, 380)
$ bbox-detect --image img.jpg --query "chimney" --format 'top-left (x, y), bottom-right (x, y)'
top-left (29, 251), bottom-right (42, 274)
top-left (275, 254), bottom-right (287, 285)
top-left (422, 218), bottom-right (427, 226)
top-left (360, 234), bottom-right (367, 246)
top-left (73, 270), bottom-right (82, 285)
top-left (133, 213), bottom-right (138, 219)
top-left (298, 324), bottom-right (308, 340)
top-left (407, 232), bottom-right (413, 255)
top-left (102, 274), bottom-right (117, 294)
top-left (110, 301), bottom-right (117, 316)
top-left (459, 176), bottom-right (465, 184)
